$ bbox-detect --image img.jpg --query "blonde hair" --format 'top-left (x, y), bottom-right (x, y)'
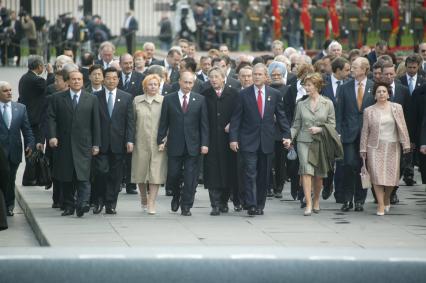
top-left (302, 72), bottom-right (325, 92)
top-left (142, 74), bottom-right (161, 92)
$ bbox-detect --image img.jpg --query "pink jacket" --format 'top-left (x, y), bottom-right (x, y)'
top-left (360, 102), bottom-right (410, 152)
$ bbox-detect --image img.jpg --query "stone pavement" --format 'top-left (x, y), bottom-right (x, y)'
top-left (15, 163), bottom-right (426, 248)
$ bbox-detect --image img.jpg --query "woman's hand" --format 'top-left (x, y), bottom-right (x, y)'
top-left (308, 126), bottom-right (322, 135)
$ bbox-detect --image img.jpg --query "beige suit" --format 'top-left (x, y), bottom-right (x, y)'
top-left (131, 94), bottom-right (167, 184)
top-left (360, 102), bottom-right (410, 186)
top-left (291, 95), bottom-right (335, 176)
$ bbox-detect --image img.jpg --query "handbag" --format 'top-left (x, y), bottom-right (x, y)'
top-left (287, 147), bottom-right (298, 161)
top-left (35, 150), bottom-right (52, 186)
top-left (22, 152), bottom-right (38, 186)
top-left (360, 157), bottom-right (371, 189)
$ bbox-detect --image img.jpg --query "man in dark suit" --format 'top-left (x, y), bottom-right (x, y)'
top-left (336, 57), bottom-right (375, 212)
top-left (170, 57), bottom-right (205, 94)
top-left (321, 57), bottom-right (350, 203)
top-left (0, 81), bottom-right (34, 216)
top-left (117, 53), bottom-right (143, 195)
top-left (0, 143), bottom-right (9, 229)
top-left (48, 70), bottom-right (101, 217)
top-left (196, 56), bottom-right (212, 82)
top-left (95, 41), bottom-right (116, 69)
top-left (121, 11), bottom-right (138, 54)
top-left (80, 52), bottom-right (94, 89)
top-left (118, 53), bottom-right (144, 98)
top-left (18, 55), bottom-right (54, 146)
top-left (400, 54), bottom-right (425, 187)
top-left (157, 71), bottom-right (209, 216)
top-left (229, 64), bottom-right (291, 216)
top-left (93, 67), bottom-right (135, 214)
top-left (143, 42), bottom-right (160, 66)
top-left (201, 67), bottom-right (239, 215)
top-left (212, 56), bottom-right (241, 90)
top-left (366, 40), bottom-right (388, 70)
top-left (157, 48), bottom-right (181, 84)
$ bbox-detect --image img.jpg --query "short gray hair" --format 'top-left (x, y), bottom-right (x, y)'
top-left (0, 81), bottom-right (11, 89)
top-left (268, 61), bottom-right (287, 78)
top-left (28, 55), bottom-right (44, 70)
top-left (146, 65), bottom-right (166, 79)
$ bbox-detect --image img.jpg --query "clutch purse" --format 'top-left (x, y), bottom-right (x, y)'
top-left (360, 157), bottom-right (371, 189)
top-left (287, 147), bottom-right (298, 161)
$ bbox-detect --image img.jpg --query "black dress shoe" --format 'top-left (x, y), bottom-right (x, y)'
top-left (51, 203), bottom-right (60, 209)
top-left (247, 207), bottom-right (256, 216)
top-left (300, 199), bottom-right (306, 209)
top-left (105, 207), bottom-right (117, 214)
top-left (61, 209), bottom-right (74, 216)
top-left (77, 205), bottom-right (90, 217)
top-left (234, 204), bottom-right (243, 212)
top-left (219, 206), bottom-right (229, 213)
top-left (267, 189), bottom-right (274, 197)
top-left (171, 195), bottom-right (180, 212)
top-left (390, 193), bottom-right (399, 205)
top-left (181, 209), bottom-right (192, 216)
top-left (210, 207), bottom-right (220, 216)
top-left (255, 208), bottom-right (264, 215)
top-left (93, 204), bottom-right (104, 214)
top-left (165, 189), bottom-right (173, 196)
top-left (354, 202), bottom-right (364, 212)
top-left (322, 187), bottom-right (332, 200)
top-left (341, 202), bottom-right (353, 212)
top-left (45, 183), bottom-right (52, 190)
top-left (6, 209), bottom-right (14, 216)
top-left (404, 177), bottom-right (415, 186)
top-left (126, 189), bottom-right (138, 195)
top-left (274, 192), bottom-right (283, 199)
top-left (290, 186), bottom-right (298, 200)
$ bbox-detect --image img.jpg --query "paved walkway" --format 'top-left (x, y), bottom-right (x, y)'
top-left (15, 163), bottom-right (426, 248)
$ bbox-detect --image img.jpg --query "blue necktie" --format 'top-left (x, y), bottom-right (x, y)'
top-left (107, 91), bottom-right (114, 117)
top-left (409, 77), bottom-right (414, 95)
top-left (72, 94), bottom-right (78, 110)
top-left (124, 74), bottom-right (130, 89)
top-left (2, 104), bottom-right (10, 129)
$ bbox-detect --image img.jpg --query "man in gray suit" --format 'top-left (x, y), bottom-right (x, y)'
top-left (0, 81), bottom-right (34, 216)
top-left (336, 57), bottom-right (375, 212)
top-left (48, 70), bottom-right (101, 217)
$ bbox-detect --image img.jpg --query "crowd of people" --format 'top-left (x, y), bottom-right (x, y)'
top-left (2, 27), bottom-right (426, 230)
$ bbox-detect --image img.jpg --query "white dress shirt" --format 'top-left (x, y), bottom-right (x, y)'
top-left (331, 74), bottom-right (341, 97)
top-left (70, 89), bottom-right (82, 103)
top-left (178, 90), bottom-right (191, 107)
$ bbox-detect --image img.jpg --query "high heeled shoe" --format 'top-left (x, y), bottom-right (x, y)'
top-left (376, 211), bottom-right (385, 216)
top-left (304, 208), bottom-right (312, 216)
top-left (384, 205), bottom-right (390, 213)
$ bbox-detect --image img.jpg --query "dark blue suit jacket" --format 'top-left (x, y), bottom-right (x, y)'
top-left (336, 79), bottom-right (375, 143)
top-left (229, 85), bottom-right (291, 154)
top-left (118, 71), bottom-right (145, 98)
top-left (157, 91), bottom-right (209, 157)
top-left (0, 102), bottom-right (34, 165)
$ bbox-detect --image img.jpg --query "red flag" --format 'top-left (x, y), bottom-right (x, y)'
top-left (329, 0), bottom-right (340, 37)
top-left (357, 0), bottom-right (363, 8)
top-left (272, 0), bottom-right (281, 39)
top-left (322, 0), bottom-right (330, 39)
top-left (301, 0), bottom-right (312, 37)
top-left (390, 0), bottom-right (399, 34)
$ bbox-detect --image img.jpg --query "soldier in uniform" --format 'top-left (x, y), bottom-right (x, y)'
top-left (412, 3), bottom-right (426, 47)
top-left (344, 1), bottom-right (362, 49)
top-left (377, 3), bottom-right (395, 43)
top-left (360, 5), bottom-right (371, 46)
top-left (310, 1), bottom-right (329, 50)
top-left (246, 0), bottom-right (262, 51)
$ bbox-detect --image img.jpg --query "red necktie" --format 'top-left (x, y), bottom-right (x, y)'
top-left (182, 94), bottom-right (188, 113)
top-left (257, 89), bottom-right (263, 118)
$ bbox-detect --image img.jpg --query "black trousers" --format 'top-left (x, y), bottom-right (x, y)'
top-left (342, 141), bottom-right (367, 204)
top-left (208, 187), bottom-right (230, 208)
top-left (272, 141), bottom-right (286, 193)
top-left (45, 145), bottom-right (62, 205)
top-left (125, 32), bottom-right (136, 54)
top-left (230, 152), bottom-right (244, 207)
top-left (28, 39), bottom-right (37, 55)
top-left (30, 124), bottom-right (42, 145)
top-left (61, 171), bottom-right (91, 211)
top-left (167, 152), bottom-right (200, 210)
top-left (124, 153), bottom-right (136, 190)
top-left (93, 152), bottom-right (125, 209)
top-left (240, 150), bottom-right (272, 210)
top-left (418, 151), bottom-right (426, 184)
top-left (4, 162), bottom-right (19, 209)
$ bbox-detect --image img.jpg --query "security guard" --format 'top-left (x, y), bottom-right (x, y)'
top-left (360, 6), bottom-right (370, 46)
top-left (246, 0), bottom-right (262, 51)
top-left (377, 4), bottom-right (395, 43)
top-left (310, 1), bottom-right (329, 50)
top-left (344, 1), bottom-right (362, 49)
top-left (412, 4), bottom-right (426, 47)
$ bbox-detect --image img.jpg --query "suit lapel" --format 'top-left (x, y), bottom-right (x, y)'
top-left (99, 90), bottom-right (109, 118)
top-left (63, 91), bottom-right (74, 114)
top-left (173, 93), bottom-right (183, 114)
top-left (9, 103), bottom-right (19, 130)
top-left (112, 91), bottom-right (122, 117)
top-left (362, 80), bottom-right (373, 109)
top-left (248, 87), bottom-right (261, 119)
top-left (263, 87), bottom-right (272, 118)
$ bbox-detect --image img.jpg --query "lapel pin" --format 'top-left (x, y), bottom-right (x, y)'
top-left (228, 84), bottom-right (231, 87)
top-left (118, 99), bottom-right (120, 102)
top-left (193, 98), bottom-right (195, 101)
top-left (267, 96), bottom-right (271, 101)
top-left (132, 82), bottom-right (134, 84)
